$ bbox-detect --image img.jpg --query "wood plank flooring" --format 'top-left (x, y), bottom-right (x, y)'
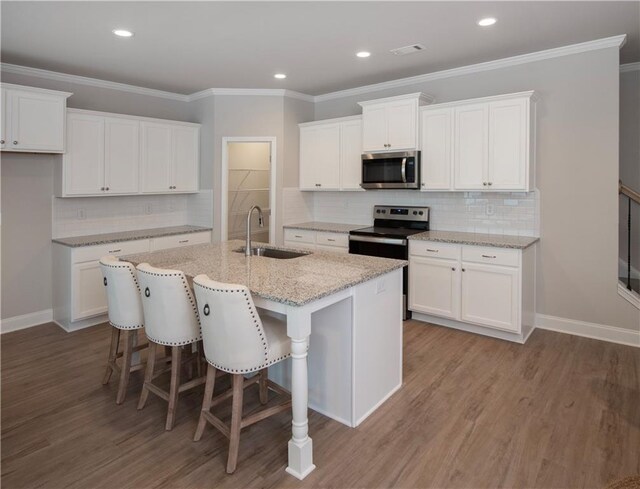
top-left (2, 321), bottom-right (639, 488)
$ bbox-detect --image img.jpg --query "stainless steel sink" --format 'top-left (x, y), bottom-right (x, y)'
top-left (234, 246), bottom-right (310, 259)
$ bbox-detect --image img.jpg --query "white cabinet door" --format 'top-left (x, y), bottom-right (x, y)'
top-left (489, 98), bottom-right (527, 190)
top-left (340, 119), bottom-right (363, 190)
top-left (299, 123), bottom-right (340, 190)
top-left (386, 99), bottom-right (417, 151)
top-left (140, 122), bottom-right (173, 193)
top-left (72, 261), bottom-right (108, 321)
top-left (454, 103), bottom-right (488, 190)
top-left (361, 104), bottom-right (387, 152)
top-left (7, 88), bottom-right (66, 152)
top-left (172, 125), bottom-right (199, 192)
top-left (420, 107), bottom-right (453, 190)
top-left (64, 113), bottom-right (105, 195)
top-left (104, 117), bottom-right (139, 195)
top-left (460, 262), bottom-right (519, 332)
top-left (0, 87), bottom-right (6, 150)
top-left (409, 256), bottom-right (460, 319)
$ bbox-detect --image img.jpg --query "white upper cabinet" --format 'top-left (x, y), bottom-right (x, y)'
top-left (359, 93), bottom-right (433, 152)
top-left (140, 121), bottom-right (199, 193)
top-left (299, 116), bottom-right (362, 191)
top-left (63, 112), bottom-right (105, 196)
top-left (420, 91), bottom-right (536, 192)
top-left (420, 107), bottom-right (453, 190)
top-left (1, 88), bottom-right (6, 150)
top-left (1, 83), bottom-right (71, 153)
top-left (104, 117), bottom-right (140, 194)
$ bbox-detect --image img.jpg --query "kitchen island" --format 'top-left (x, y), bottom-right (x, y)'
top-left (124, 240), bottom-right (406, 480)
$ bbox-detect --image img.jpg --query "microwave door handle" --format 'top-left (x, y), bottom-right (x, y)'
top-left (401, 158), bottom-right (407, 184)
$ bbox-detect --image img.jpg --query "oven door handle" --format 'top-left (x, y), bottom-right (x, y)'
top-left (401, 158), bottom-right (407, 184)
top-left (349, 235), bottom-right (407, 246)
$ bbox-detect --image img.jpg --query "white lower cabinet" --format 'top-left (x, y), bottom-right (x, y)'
top-left (409, 240), bottom-right (535, 342)
top-left (284, 228), bottom-right (349, 253)
top-left (53, 231), bottom-right (211, 331)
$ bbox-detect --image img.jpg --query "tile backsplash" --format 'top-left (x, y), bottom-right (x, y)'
top-left (284, 188), bottom-right (539, 236)
top-left (52, 191), bottom-right (213, 238)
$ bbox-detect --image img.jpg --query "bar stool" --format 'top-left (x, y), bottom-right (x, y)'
top-left (136, 263), bottom-right (206, 430)
top-left (99, 255), bottom-right (148, 404)
top-left (192, 274), bottom-right (292, 474)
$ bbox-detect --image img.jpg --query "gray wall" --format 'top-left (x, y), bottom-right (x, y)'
top-left (619, 69), bottom-right (640, 276)
top-left (0, 71), bottom-right (196, 320)
top-left (316, 48), bottom-right (639, 332)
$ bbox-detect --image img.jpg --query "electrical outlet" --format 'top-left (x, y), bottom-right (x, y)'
top-left (145, 204), bottom-right (153, 215)
top-left (77, 209), bottom-right (86, 220)
top-left (486, 204), bottom-right (495, 216)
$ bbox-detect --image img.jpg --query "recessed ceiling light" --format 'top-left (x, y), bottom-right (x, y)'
top-left (112, 29), bottom-right (134, 37)
top-left (477, 17), bottom-right (497, 27)
top-left (356, 51), bottom-right (371, 58)
top-left (274, 73), bottom-right (287, 79)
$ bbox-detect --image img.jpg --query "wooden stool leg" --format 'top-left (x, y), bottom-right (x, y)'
top-left (137, 341), bottom-right (157, 410)
top-left (193, 364), bottom-right (217, 441)
top-left (259, 368), bottom-right (268, 405)
top-left (103, 327), bottom-right (120, 385)
top-left (116, 330), bottom-right (134, 404)
top-left (165, 345), bottom-right (182, 431)
top-left (226, 374), bottom-right (245, 474)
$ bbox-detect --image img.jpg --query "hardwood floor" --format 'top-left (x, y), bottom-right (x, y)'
top-left (2, 320), bottom-right (639, 488)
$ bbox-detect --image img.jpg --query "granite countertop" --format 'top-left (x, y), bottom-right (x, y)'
top-left (284, 222), bottom-right (367, 234)
top-left (52, 225), bottom-right (212, 248)
top-left (409, 230), bottom-right (539, 249)
top-left (124, 240), bottom-right (406, 307)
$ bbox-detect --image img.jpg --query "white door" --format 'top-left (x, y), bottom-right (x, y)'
top-left (361, 104), bottom-right (387, 152)
top-left (409, 256), bottom-right (460, 319)
top-left (340, 119), bottom-right (363, 190)
top-left (460, 262), bottom-right (519, 332)
top-left (64, 113), bottom-right (105, 195)
top-left (104, 117), bottom-right (140, 195)
top-left (489, 98), bottom-right (527, 190)
top-left (0, 87), bottom-right (6, 149)
top-left (140, 122), bottom-right (173, 193)
top-left (420, 107), bottom-right (453, 190)
top-left (386, 99), bottom-right (417, 151)
top-left (172, 125), bottom-right (199, 192)
top-left (8, 88), bottom-right (66, 152)
top-left (72, 261), bottom-right (108, 321)
top-left (454, 103), bottom-right (488, 190)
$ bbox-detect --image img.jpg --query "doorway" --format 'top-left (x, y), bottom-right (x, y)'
top-left (221, 137), bottom-right (276, 244)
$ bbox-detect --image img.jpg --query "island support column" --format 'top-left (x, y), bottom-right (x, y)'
top-left (284, 306), bottom-right (316, 479)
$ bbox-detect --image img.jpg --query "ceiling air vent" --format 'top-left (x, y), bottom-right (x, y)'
top-left (390, 44), bottom-right (426, 56)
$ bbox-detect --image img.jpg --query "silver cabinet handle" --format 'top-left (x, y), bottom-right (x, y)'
top-left (426, 248), bottom-right (438, 252)
top-left (108, 248), bottom-right (122, 253)
top-left (294, 235), bottom-right (303, 238)
top-left (179, 240), bottom-right (189, 244)
top-left (327, 238), bottom-right (335, 242)
top-left (482, 254), bottom-right (497, 259)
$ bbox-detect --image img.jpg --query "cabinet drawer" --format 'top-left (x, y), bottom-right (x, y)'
top-left (150, 231), bottom-right (211, 251)
top-left (409, 241), bottom-right (460, 260)
top-left (316, 232), bottom-right (348, 248)
top-left (284, 228), bottom-right (316, 244)
top-left (72, 239), bottom-right (150, 263)
top-left (284, 241), bottom-right (316, 252)
top-left (462, 246), bottom-right (519, 267)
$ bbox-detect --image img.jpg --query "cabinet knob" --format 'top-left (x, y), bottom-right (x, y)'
top-left (105, 187), bottom-right (109, 191)
top-left (100, 187), bottom-right (105, 191)
top-left (462, 268), bottom-right (466, 272)
top-left (483, 182), bottom-right (487, 186)
top-left (451, 267), bottom-right (456, 271)
top-left (488, 182), bottom-right (492, 186)
top-left (13, 141), bottom-right (18, 145)
top-left (0, 140), bottom-right (4, 145)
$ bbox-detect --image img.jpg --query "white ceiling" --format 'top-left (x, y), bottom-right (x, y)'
top-left (2, 1), bottom-right (639, 96)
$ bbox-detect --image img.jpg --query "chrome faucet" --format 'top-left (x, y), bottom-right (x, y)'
top-left (245, 205), bottom-right (264, 256)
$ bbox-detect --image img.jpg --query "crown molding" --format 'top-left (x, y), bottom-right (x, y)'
top-left (620, 62), bottom-right (640, 73)
top-left (315, 34), bottom-right (628, 102)
top-left (0, 63), bottom-right (190, 101)
top-left (187, 87), bottom-right (314, 102)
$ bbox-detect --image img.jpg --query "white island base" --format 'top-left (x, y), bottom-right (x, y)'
top-left (265, 268), bottom-right (403, 430)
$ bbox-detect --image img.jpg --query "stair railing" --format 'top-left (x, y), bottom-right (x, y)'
top-left (619, 180), bottom-right (640, 291)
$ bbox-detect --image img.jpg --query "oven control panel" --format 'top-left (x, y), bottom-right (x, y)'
top-left (373, 205), bottom-right (430, 222)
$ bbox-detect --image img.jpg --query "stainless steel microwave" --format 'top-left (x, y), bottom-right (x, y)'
top-left (360, 151), bottom-right (420, 189)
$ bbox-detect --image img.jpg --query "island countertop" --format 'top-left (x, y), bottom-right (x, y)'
top-left (124, 240), bottom-right (406, 307)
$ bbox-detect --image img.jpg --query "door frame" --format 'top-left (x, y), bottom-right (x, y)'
top-left (221, 136), bottom-right (277, 244)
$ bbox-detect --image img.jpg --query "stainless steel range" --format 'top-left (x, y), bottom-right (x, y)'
top-left (349, 205), bottom-right (430, 319)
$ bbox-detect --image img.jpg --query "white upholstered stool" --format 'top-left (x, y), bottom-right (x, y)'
top-left (192, 274), bottom-right (292, 474)
top-left (136, 263), bottom-right (206, 430)
top-left (99, 255), bottom-right (148, 405)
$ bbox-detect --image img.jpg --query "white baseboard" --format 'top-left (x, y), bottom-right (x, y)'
top-left (536, 313), bottom-right (640, 347)
top-left (1, 309), bottom-right (53, 334)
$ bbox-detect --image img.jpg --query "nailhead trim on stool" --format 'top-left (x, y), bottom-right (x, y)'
top-left (99, 258), bottom-right (144, 330)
